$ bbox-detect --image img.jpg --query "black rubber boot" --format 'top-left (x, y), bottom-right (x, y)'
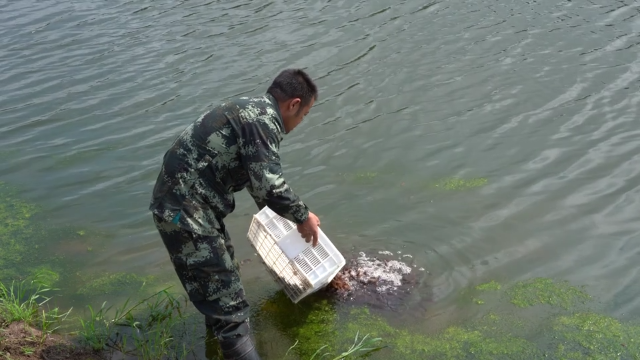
top-left (205, 315), bottom-right (215, 329)
top-left (219, 334), bottom-right (262, 360)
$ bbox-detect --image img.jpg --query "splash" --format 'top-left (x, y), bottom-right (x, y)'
top-left (326, 251), bottom-right (421, 305)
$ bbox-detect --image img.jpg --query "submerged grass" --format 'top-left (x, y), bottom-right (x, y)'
top-left (506, 277), bottom-right (591, 310)
top-left (76, 272), bottom-right (156, 297)
top-left (3, 269), bottom-right (640, 360)
top-left (2, 180), bottom-right (640, 359)
top-left (0, 182), bottom-right (40, 276)
top-left (75, 287), bottom-right (201, 360)
top-left (0, 276), bottom-right (383, 360)
top-left (260, 277), bottom-right (640, 360)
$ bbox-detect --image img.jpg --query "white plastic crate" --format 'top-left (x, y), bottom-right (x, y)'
top-left (246, 206), bottom-right (345, 303)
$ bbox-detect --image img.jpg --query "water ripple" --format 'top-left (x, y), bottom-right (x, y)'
top-left (2, 0), bottom-right (640, 335)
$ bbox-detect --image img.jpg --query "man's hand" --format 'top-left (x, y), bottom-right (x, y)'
top-left (297, 212), bottom-right (321, 247)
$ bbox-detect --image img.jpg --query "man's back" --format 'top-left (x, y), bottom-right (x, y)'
top-left (149, 93), bottom-right (309, 236)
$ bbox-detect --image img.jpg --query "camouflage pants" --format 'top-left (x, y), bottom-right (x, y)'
top-left (152, 214), bottom-right (250, 340)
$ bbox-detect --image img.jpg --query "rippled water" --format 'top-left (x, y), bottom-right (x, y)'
top-left (2, 0), bottom-right (640, 357)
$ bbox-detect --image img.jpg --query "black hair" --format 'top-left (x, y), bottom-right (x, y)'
top-left (267, 68), bottom-right (318, 108)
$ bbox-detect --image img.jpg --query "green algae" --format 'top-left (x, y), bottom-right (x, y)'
top-left (551, 312), bottom-right (640, 360)
top-left (341, 307), bottom-right (397, 340)
top-left (475, 280), bottom-right (501, 291)
top-left (259, 292), bottom-right (339, 359)
top-left (77, 272), bottom-right (155, 296)
top-left (473, 298), bottom-right (485, 305)
top-left (340, 307), bottom-right (541, 360)
top-left (406, 326), bottom-right (540, 360)
top-left (507, 278), bottom-right (591, 310)
top-left (431, 177), bottom-right (488, 190)
top-left (258, 277), bottom-right (640, 360)
top-left (277, 304), bottom-right (543, 360)
top-left (0, 182), bottom-right (39, 270)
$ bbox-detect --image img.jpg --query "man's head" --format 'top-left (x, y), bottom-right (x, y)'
top-left (267, 69), bottom-right (318, 134)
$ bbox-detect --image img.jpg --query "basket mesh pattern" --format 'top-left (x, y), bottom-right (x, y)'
top-left (248, 217), bottom-right (312, 301)
top-left (294, 246), bottom-right (330, 274)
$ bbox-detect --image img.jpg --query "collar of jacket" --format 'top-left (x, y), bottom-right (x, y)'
top-left (265, 92), bottom-right (286, 134)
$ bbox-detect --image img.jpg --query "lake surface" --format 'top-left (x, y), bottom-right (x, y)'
top-left (2, 0), bottom-right (640, 358)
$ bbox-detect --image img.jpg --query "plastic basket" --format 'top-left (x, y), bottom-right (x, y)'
top-left (246, 206), bottom-right (345, 303)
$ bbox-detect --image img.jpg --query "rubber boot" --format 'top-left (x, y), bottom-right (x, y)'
top-left (219, 334), bottom-right (261, 360)
top-left (206, 315), bottom-right (215, 329)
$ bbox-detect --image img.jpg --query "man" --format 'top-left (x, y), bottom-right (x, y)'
top-left (149, 69), bottom-right (322, 360)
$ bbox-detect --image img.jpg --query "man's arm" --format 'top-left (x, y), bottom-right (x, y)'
top-left (239, 120), bottom-right (310, 225)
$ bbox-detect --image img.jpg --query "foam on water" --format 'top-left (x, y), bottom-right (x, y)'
top-left (328, 251), bottom-right (417, 299)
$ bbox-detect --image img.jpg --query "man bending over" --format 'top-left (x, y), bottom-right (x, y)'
top-left (149, 69), bottom-right (322, 360)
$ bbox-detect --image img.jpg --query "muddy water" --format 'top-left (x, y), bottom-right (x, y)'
top-left (2, 0), bottom-right (640, 358)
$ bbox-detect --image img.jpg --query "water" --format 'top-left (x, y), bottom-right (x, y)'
top-left (2, 0), bottom-right (640, 357)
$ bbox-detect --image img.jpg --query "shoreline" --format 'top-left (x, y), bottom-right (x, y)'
top-left (3, 273), bottom-right (640, 359)
top-left (0, 276), bottom-right (384, 360)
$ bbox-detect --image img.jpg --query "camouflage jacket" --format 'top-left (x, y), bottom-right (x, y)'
top-left (149, 93), bottom-right (310, 236)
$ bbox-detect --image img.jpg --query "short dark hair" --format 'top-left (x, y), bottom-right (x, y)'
top-left (267, 69), bottom-right (318, 107)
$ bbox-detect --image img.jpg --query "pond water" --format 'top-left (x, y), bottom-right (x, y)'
top-left (1, 0), bottom-right (640, 358)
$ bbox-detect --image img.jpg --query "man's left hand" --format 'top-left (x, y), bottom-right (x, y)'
top-left (297, 212), bottom-right (321, 247)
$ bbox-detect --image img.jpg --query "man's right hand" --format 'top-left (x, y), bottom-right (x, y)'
top-left (297, 212), bottom-right (321, 247)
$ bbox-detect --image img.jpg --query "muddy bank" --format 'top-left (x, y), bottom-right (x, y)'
top-left (0, 322), bottom-right (100, 360)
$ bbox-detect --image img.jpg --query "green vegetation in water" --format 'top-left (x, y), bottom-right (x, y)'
top-left (76, 288), bottom-right (201, 359)
top-left (260, 276), bottom-right (640, 360)
top-left (0, 182), bottom-right (39, 272)
top-left (77, 272), bottom-right (156, 296)
top-left (507, 277), bottom-right (591, 310)
top-left (552, 312), bottom-right (640, 359)
top-left (475, 280), bottom-right (501, 291)
top-left (431, 177), bottom-right (488, 190)
top-left (2, 274), bottom-right (640, 360)
top-left (473, 298), bottom-right (485, 305)
top-left (0, 182), bottom-right (105, 287)
top-left (260, 292), bottom-right (340, 359)
top-left (28, 266), bottom-right (61, 287)
top-left (341, 308), bottom-right (541, 360)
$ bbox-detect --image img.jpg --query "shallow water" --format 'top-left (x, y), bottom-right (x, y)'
top-left (2, 0), bottom-right (640, 358)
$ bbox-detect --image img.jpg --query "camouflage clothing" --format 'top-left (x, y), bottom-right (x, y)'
top-left (149, 93), bottom-right (310, 340)
top-left (149, 93), bottom-right (310, 236)
top-left (152, 214), bottom-right (250, 339)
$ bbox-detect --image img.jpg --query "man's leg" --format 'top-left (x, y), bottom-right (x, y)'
top-left (152, 214), bottom-right (259, 359)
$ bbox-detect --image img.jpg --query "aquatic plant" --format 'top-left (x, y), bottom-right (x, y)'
top-left (475, 280), bottom-right (501, 291)
top-left (0, 278), bottom-right (52, 327)
top-left (341, 307), bottom-right (542, 360)
top-left (551, 312), bottom-right (640, 359)
top-left (28, 267), bottom-right (60, 287)
top-left (431, 177), bottom-right (488, 190)
top-left (76, 287), bottom-right (199, 359)
top-left (507, 277), bottom-right (591, 310)
top-left (0, 182), bottom-right (39, 273)
top-left (286, 331), bottom-right (385, 360)
top-left (77, 272), bottom-right (155, 296)
top-left (259, 292), bottom-right (340, 359)
top-left (0, 274), bottom-right (72, 351)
